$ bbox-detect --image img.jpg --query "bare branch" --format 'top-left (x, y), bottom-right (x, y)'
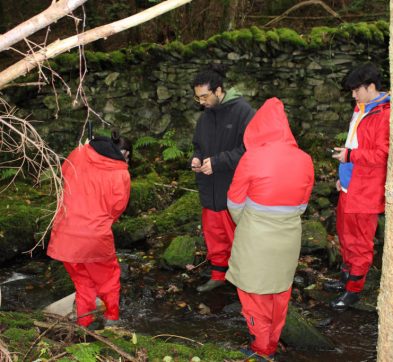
top-left (0, 0), bottom-right (192, 89)
top-left (0, 98), bottom-right (64, 252)
top-left (0, 0), bottom-right (88, 53)
top-left (262, 0), bottom-right (344, 28)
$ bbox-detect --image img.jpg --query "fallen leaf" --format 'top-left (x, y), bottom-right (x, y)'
top-left (198, 303), bottom-right (211, 315)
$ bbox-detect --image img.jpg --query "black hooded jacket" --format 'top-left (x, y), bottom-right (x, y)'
top-left (192, 91), bottom-right (255, 211)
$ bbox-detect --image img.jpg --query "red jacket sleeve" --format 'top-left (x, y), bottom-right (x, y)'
top-left (350, 111), bottom-right (389, 167)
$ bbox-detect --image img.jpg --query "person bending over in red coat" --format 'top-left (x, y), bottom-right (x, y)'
top-left (324, 63), bottom-right (390, 311)
top-left (47, 130), bottom-right (131, 328)
top-left (226, 98), bottom-right (314, 361)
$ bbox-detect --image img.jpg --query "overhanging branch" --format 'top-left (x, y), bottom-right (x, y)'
top-left (0, 0), bottom-right (192, 89)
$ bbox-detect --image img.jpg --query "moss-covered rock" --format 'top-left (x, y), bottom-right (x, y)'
top-left (316, 197), bottom-right (331, 209)
top-left (301, 220), bottom-right (328, 252)
top-left (113, 215), bottom-right (155, 247)
top-left (281, 305), bottom-right (334, 350)
top-left (126, 174), bottom-right (172, 216)
top-left (313, 182), bottom-right (333, 197)
top-left (153, 192), bottom-right (201, 234)
top-left (0, 182), bottom-right (54, 265)
top-left (162, 235), bottom-right (196, 268)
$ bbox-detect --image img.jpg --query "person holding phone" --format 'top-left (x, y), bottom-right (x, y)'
top-left (324, 63), bottom-right (390, 310)
top-left (191, 67), bottom-right (255, 292)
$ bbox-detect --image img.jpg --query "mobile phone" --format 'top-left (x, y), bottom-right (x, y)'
top-left (191, 165), bottom-right (199, 169)
top-left (326, 148), bottom-right (335, 154)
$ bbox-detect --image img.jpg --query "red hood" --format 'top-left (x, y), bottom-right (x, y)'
top-left (85, 144), bottom-right (128, 171)
top-left (244, 98), bottom-right (297, 149)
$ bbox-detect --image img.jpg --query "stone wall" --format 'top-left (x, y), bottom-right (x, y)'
top-left (4, 21), bottom-right (389, 154)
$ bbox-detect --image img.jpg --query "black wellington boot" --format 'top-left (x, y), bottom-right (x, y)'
top-left (324, 265), bottom-right (349, 292)
top-left (330, 291), bottom-right (360, 311)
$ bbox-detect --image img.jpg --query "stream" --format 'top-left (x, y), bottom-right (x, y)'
top-left (0, 246), bottom-right (378, 362)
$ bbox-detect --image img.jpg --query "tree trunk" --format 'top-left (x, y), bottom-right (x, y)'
top-left (0, 0), bottom-right (192, 89)
top-left (376, 1), bottom-right (393, 360)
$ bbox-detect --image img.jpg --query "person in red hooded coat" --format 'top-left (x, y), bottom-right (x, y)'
top-left (226, 98), bottom-right (314, 360)
top-left (47, 131), bottom-right (131, 328)
top-left (325, 63), bottom-right (390, 311)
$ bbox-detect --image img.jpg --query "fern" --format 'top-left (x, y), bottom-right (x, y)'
top-left (162, 146), bottom-right (184, 161)
top-left (134, 136), bottom-right (157, 149)
top-left (65, 343), bottom-right (101, 362)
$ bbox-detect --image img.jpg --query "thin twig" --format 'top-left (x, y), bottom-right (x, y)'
top-left (47, 352), bottom-right (68, 361)
top-left (0, 338), bottom-right (12, 362)
top-left (153, 182), bottom-right (198, 193)
top-left (151, 334), bottom-right (204, 346)
top-left (23, 320), bottom-right (61, 361)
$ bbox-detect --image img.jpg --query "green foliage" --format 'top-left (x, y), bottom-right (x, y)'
top-left (3, 327), bottom-right (38, 349)
top-left (66, 343), bottom-right (101, 362)
top-left (0, 168), bottom-right (17, 182)
top-left (335, 132), bottom-right (348, 144)
top-left (133, 136), bottom-right (157, 149)
top-left (162, 146), bottom-right (184, 161)
top-left (133, 130), bottom-right (184, 163)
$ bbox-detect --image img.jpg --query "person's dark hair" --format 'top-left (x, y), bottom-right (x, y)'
top-left (344, 63), bottom-right (382, 91)
top-left (111, 129), bottom-right (132, 160)
top-left (192, 67), bottom-right (225, 92)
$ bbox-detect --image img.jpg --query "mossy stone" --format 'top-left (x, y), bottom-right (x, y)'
top-left (162, 235), bottom-right (196, 268)
top-left (302, 220), bottom-right (328, 251)
top-left (154, 192), bottom-right (201, 234)
top-left (316, 197), bottom-right (331, 209)
top-left (113, 216), bottom-right (154, 247)
top-left (281, 305), bottom-right (334, 350)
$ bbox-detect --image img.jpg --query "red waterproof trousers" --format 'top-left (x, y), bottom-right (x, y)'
top-left (237, 287), bottom-right (291, 356)
top-left (63, 257), bottom-right (121, 327)
top-left (336, 191), bottom-right (379, 292)
top-left (202, 208), bottom-right (235, 280)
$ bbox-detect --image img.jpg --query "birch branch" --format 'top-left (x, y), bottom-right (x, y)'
top-left (0, 0), bottom-right (192, 89)
top-left (0, 0), bottom-right (88, 53)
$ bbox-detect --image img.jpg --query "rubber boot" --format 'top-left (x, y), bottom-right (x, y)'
top-left (324, 265), bottom-right (349, 292)
top-left (196, 279), bottom-right (225, 292)
top-left (330, 291), bottom-right (360, 311)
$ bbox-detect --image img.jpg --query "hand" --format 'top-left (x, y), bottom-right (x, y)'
top-left (332, 147), bottom-right (347, 163)
top-left (336, 179), bottom-right (341, 191)
top-left (200, 158), bottom-right (213, 175)
top-left (191, 157), bottom-right (202, 172)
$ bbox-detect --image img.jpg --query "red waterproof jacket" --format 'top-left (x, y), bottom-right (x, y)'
top-left (345, 102), bottom-right (390, 213)
top-left (47, 144), bottom-right (130, 263)
top-left (228, 97), bottom-right (314, 208)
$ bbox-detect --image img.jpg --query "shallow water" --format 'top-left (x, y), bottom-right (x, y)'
top-left (0, 250), bottom-right (378, 362)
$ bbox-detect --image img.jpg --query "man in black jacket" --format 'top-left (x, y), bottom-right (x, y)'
top-left (191, 69), bottom-right (255, 292)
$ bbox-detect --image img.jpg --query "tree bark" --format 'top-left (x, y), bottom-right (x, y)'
top-left (0, 0), bottom-right (88, 53)
top-left (376, 1), bottom-right (393, 360)
top-left (0, 0), bottom-right (192, 89)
